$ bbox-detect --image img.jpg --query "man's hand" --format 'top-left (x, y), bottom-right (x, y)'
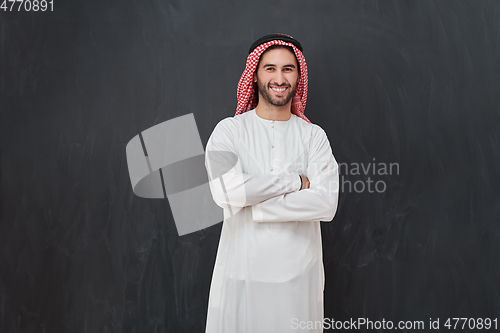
top-left (300, 175), bottom-right (310, 190)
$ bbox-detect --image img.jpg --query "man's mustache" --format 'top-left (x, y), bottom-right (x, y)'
top-left (268, 83), bottom-right (291, 87)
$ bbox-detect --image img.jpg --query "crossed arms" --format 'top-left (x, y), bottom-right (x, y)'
top-left (205, 118), bottom-right (339, 223)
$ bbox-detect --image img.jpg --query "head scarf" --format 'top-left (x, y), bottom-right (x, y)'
top-left (235, 33), bottom-right (310, 123)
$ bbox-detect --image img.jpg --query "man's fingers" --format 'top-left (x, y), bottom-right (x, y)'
top-left (300, 176), bottom-right (311, 190)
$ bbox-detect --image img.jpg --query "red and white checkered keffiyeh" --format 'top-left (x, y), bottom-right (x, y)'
top-left (235, 40), bottom-right (311, 123)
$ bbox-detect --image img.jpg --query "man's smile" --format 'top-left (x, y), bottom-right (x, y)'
top-left (269, 85), bottom-right (289, 95)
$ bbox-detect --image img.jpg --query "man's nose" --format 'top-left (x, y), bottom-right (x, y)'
top-left (274, 70), bottom-right (286, 85)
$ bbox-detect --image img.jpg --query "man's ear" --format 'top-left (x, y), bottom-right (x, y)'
top-left (253, 72), bottom-right (257, 83)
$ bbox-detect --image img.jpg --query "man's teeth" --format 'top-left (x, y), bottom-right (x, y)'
top-left (271, 87), bottom-right (287, 92)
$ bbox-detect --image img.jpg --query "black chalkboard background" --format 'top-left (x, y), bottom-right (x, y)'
top-left (1, 0), bottom-right (499, 332)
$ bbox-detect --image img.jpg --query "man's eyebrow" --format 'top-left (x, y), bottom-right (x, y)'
top-left (262, 63), bottom-right (297, 68)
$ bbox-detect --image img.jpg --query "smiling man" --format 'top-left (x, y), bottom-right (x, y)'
top-left (254, 46), bottom-right (299, 113)
top-left (204, 33), bottom-right (339, 333)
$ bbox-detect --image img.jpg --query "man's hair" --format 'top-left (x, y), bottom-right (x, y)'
top-left (255, 45), bottom-right (300, 75)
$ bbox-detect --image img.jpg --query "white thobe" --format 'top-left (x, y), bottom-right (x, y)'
top-left (204, 109), bottom-right (339, 333)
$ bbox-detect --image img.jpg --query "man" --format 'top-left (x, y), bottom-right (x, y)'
top-left (204, 33), bottom-right (339, 333)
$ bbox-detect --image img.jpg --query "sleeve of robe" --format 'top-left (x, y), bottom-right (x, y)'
top-left (205, 118), bottom-right (302, 211)
top-left (251, 126), bottom-right (339, 223)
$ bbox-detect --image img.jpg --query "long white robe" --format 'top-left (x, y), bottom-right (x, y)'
top-left (204, 109), bottom-right (339, 333)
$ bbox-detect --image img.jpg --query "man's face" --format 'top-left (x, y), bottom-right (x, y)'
top-left (253, 47), bottom-right (299, 108)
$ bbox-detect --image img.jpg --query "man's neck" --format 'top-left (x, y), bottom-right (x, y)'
top-left (255, 103), bottom-right (292, 121)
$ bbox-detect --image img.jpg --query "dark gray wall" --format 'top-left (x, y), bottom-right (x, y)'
top-left (1, 0), bottom-right (499, 332)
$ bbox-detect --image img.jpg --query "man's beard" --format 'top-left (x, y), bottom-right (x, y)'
top-left (256, 78), bottom-right (298, 107)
